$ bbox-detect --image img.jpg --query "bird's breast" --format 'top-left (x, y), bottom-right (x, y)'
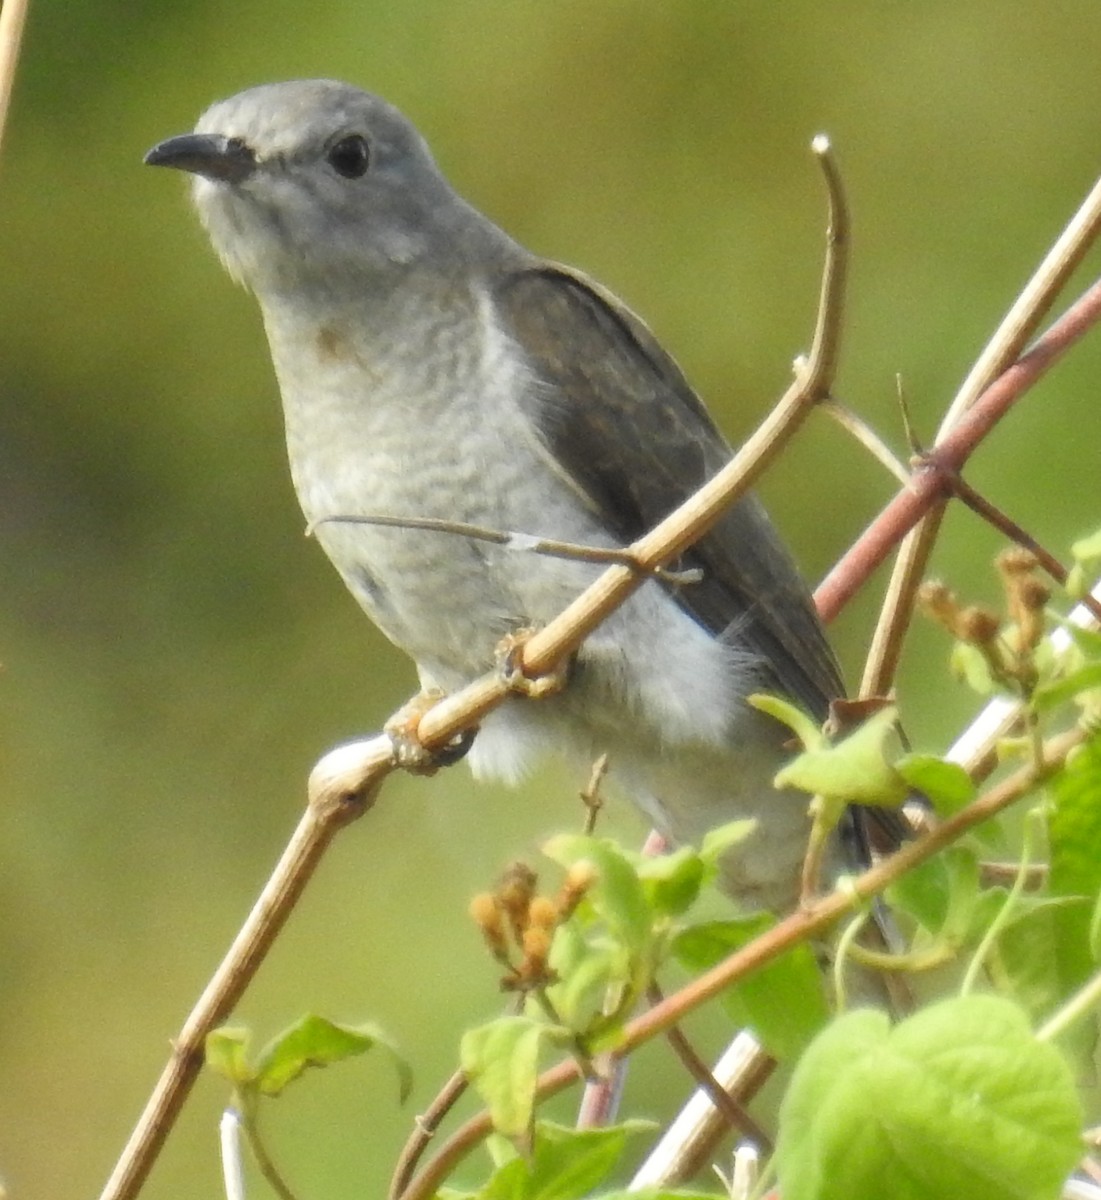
top-left (260, 289), bottom-right (613, 678)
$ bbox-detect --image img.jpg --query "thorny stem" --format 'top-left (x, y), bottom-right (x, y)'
top-left (819, 399), bottom-right (912, 485)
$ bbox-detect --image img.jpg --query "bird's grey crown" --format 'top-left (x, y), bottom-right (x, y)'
top-left (195, 80), bottom-right (432, 174)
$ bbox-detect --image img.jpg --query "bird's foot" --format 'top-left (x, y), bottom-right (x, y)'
top-left (495, 628), bottom-right (570, 699)
top-left (384, 689), bottom-right (476, 775)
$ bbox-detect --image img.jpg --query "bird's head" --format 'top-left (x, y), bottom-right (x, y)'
top-left (145, 79), bottom-right (467, 296)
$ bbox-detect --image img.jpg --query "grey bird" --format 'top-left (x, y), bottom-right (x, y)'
top-left (145, 79), bottom-right (865, 916)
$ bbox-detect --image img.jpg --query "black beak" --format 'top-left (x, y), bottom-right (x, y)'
top-left (144, 133), bottom-right (256, 184)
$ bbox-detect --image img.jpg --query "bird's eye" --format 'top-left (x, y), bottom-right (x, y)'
top-left (326, 134), bottom-right (370, 179)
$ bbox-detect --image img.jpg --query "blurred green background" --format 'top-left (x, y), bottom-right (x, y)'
top-left (4, 2), bottom-right (1101, 1196)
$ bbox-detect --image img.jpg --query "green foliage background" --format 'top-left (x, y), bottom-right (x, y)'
top-left (3, 3), bottom-right (1101, 1197)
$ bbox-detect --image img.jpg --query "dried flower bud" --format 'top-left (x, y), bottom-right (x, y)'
top-left (469, 893), bottom-right (509, 960)
top-left (519, 925), bottom-right (554, 983)
top-left (556, 860), bottom-right (598, 921)
top-left (958, 605), bottom-right (1001, 645)
top-left (497, 862), bottom-right (537, 940)
top-left (527, 895), bottom-right (559, 932)
top-left (1015, 577), bottom-right (1050, 651)
top-left (998, 547), bottom-right (1038, 576)
top-left (1019, 577), bottom-right (1051, 611)
top-left (918, 581), bottom-right (962, 633)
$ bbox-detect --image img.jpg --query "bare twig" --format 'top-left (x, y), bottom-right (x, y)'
top-left (311, 513), bottom-right (703, 585)
top-left (579, 753), bottom-right (610, 834)
top-left (819, 399), bottom-right (911, 485)
top-left (630, 1029), bottom-right (775, 1189)
top-left (646, 982), bottom-right (772, 1148)
top-left (861, 166), bottom-right (1101, 697)
top-left (0, 0), bottom-right (30, 161)
top-left (97, 768), bottom-right (381, 1200)
top-left (387, 1071), bottom-right (469, 1200)
top-left (478, 135), bottom-right (848, 686)
top-left (944, 472), bottom-right (1101, 626)
top-left (397, 727), bottom-right (1086, 1200)
top-left (816, 276), bottom-right (1101, 622)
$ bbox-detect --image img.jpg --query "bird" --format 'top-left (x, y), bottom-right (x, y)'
top-left (145, 79), bottom-right (864, 919)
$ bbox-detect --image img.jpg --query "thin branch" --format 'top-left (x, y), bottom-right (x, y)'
top-left (945, 472), bottom-right (1101, 627)
top-left (243, 1113), bottom-right (300, 1200)
top-left (819, 399), bottom-right (912, 485)
top-left (574, 1051), bottom-right (626, 1130)
top-left (861, 164), bottom-right (1101, 697)
top-left (579, 753), bottom-right (610, 835)
top-left (647, 982), bottom-right (772, 1148)
top-left (0, 0), bottom-right (29, 161)
top-left (815, 276), bottom-right (1101, 622)
top-left (311, 513), bottom-right (702, 585)
top-left (397, 726), bottom-right (1086, 1200)
top-left (97, 767), bottom-right (380, 1200)
top-left (98, 135), bottom-right (850, 1200)
top-left (630, 1029), bottom-right (775, 1190)
top-left (387, 1071), bottom-right (469, 1200)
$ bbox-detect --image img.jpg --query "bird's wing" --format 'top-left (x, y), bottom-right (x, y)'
top-left (493, 261), bottom-right (843, 717)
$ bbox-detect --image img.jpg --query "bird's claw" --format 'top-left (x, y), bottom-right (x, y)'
top-left (495, 629), bottom-right (569, 699)
top-left (384, 689), bottom-right (476, 774)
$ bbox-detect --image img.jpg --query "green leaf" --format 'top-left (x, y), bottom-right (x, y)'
top-left (1049, 736), bottom-right (1101, 1001)
top-left (886, 845), bottom-right (982, 949)
top-left (205, 1026), bottom-right (253, 1086)
top-left (480, 1119), bottom-right (653, 1200)
top-left (697, 819), bottom-right (757, 873)
top-left (747, 692), bottom-right (826, 750)
top-left (460, 1016), bottom-right (550, 1139)
top-left (992, 893), bottom-right (1089, 1018)
top-left (636, 846), bottom-right (705, 917)
top-left (775, 995), bottom-right (1082, 1200)
top-left (1071, 527), bottom-right (1101, 562)
top-left (1066, 562), bottom-right (1090, 599)
top-left (1033, 661), bottom-right (1101, 711)
top-left (672, 918), bottom-right (828, 1060)
top-left (1053, 618), bottom-right (1101, 658)
top-left (895, 755), bottom-right (976, 814)
top-left (253, 1014), bottom-right (411, 1100)
top-left (950, 642), bottom-right (999, 694)
top-left (546, 926), bottom-right (622, 1031)
top-left (542, 836), bottom-right (652, 957)
top-left (775, 706), bottom-right (908, 808)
